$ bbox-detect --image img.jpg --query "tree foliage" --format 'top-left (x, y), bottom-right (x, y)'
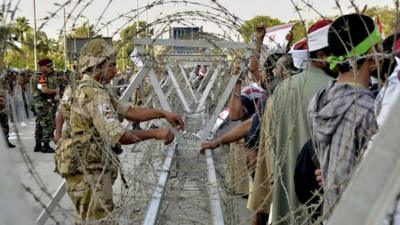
top-left (114, 21), bottom-right (152, 71)
top-left (364, 6), bottom-right (396, 36)
top-left (239, 15), bottom-right (282, 43)
top-left (71, 22), bottom-right (96, 38)
top-left (1, 6), bottom-right (398, 70)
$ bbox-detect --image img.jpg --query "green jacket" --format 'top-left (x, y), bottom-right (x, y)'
top-left (268, 66), bottom-right (333, 224)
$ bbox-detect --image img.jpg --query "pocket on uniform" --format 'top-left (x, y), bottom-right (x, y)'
top-left (55, 138), bottom-right (80, 177)
top-left (81, 143), bottom-right (104, 170)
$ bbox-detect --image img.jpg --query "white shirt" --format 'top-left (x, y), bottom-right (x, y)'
top-left (375, 57), bottom-right (400, 128)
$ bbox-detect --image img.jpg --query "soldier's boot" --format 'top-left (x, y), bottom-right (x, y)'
top-left (41, 142), bottom-right (55, 153)
top-left (34, 140), bottom-right (42, 152)
top-left (6, 139), bottom-right (16, 148)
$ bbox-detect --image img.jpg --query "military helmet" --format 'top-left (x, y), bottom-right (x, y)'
top-left (79, 39), bottom-right (116, 73)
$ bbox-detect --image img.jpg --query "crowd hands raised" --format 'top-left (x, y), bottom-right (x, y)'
top-left (200, 12), bottom-right (400, 225)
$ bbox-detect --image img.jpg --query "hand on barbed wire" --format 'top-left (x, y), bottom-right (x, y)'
top-left (156, 128), bottom-right (175, 145)
top-left (163, 112), bottom-right (185, 130)
top-left (231, 64), bottom-right (241, 75)
top-left (231, 63), bottom-right (246, 82)
top-left (199, 141), bottom-right (219, 155)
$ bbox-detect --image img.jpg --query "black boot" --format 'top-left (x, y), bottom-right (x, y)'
top-left (41, 142), bottom-right (55, 153)
top-left (6, 139), bottom-right (16, 148)
top-left (34, 140), bottom-right (42, 152)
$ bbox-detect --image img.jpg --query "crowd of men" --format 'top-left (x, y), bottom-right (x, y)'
top-left (201, 13), bottom-right (399, 225)
top-left (1, 10), bottom-right (399, 225)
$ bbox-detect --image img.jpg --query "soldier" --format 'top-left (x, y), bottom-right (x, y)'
top-left (31, 58), bottom-right (60, 153)
top-left (0, 70), bottom-right (16, 148)
top-left (55, 39), bottom-right (184, 224)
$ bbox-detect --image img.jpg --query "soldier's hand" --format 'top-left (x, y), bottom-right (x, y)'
top-left (54, 135), bottom-right (61, 145)
top-left (54, 129), bottom-right (62, 145)
top-left (200, 140), bottom-right (219, 155)
top-left (0, 96), bottom-right (4, 104)
top-left (156, 128), bottom-right (175, 145)
top-left (164, 112), bottom-right (184, 130)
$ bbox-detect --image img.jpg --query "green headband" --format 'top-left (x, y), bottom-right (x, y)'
top-left (327, 27), bottom-right (382, 70)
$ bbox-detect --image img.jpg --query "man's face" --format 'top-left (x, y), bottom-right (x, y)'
top-left (272, 56), bottom-right (292, 80)
top-left (369, 43), bottom-right (384, 75)
top-left (99, 60), bottom-right (117, 83)
top-left (39, 63), bottom-right (53, 74)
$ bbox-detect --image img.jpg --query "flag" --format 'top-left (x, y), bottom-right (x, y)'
top-left (129, 48), bottom-right (144, 68)
top-left (263, 23), bottom-right (295, 51)
top-left (376, 16), bottom-right (385, 38)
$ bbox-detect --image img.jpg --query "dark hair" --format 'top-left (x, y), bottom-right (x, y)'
top-left (328, 14), bottom-right (375, 73)
top-left (263, 53), bottom-right (283, 77)
top-left (279, 54), bottom-right (295, 75)
top-left (309, 46), bottom-right (331, 59)
top-left (374, 33), bottom-right (400, 82)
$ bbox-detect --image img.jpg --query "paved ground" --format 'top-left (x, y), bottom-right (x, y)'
top-left (4, 118), bottom-right (251, 225)
top-left (4, 69), bottom-right (252, 225)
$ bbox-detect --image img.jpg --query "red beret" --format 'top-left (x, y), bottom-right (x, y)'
top-left (293, 39), bottom-right (308, 50)
top-left (37, 58), bottom-right (53, 67)
top-left (308, 19), bottom-right (333, 34)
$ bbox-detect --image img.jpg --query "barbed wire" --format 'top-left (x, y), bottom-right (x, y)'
top-left (1, 0), bottom-right (400, 224)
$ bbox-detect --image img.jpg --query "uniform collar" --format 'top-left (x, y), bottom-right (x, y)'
top-left (81, 74), bottom-right (105, 89)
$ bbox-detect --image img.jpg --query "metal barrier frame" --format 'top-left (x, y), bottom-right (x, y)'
top-left (142, 143), bottom-right (179, 225)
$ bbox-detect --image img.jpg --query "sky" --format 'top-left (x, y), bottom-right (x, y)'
top-left (13, 0), bottom-right (395, 39)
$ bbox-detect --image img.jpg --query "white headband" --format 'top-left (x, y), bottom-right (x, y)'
top-left (307, 25), bottom-right (331, 52)
top-left (289, 49), bottom-right (308, 69)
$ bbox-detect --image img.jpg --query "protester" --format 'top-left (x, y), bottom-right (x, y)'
top-left (308, 14), bottom-right (382, 221)
top-left (248, 19), bottom-right (336, 225)
top-left (375, 33), bottom-right (400, 128)
top-left (373, 32), bottom-right (400, 225)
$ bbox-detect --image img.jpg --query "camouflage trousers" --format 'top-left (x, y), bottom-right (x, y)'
top-left (34, 99), bottom-right (56, 142)
top-left (65, 171), bottom-right (114, 225)
top-left (0, 109), bottom-right (9, 138)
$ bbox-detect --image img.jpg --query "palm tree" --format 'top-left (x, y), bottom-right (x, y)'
top-left (12, 17), bottom-right (30, 44)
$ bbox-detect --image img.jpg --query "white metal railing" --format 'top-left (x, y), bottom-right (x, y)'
top-left (142, 143), bottom-right (179, 225)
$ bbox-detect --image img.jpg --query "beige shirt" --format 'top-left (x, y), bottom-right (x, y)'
top-left (71, 74), bottom-right (130, 147)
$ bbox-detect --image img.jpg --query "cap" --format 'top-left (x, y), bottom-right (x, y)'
top-left (307, 20), bottom-right (333, 52)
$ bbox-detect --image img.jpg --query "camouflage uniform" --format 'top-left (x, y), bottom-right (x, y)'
top-left (31, 71), bottom-right (59, 144)
top-left (55, 39), bottom-right (127, 224)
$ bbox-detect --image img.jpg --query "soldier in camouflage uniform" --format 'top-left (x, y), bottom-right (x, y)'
top-left (0, 70), bottom-right (16, 148)
top-left (54, 39), bottom-right (184, 224)
top-left (31, 58), bottom-right (60, 153)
